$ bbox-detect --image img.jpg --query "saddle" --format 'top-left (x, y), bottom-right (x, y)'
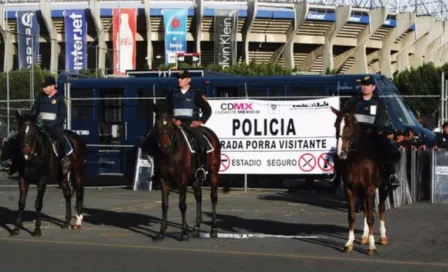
top-left (50, 136), bottom-right (74, 158)
top-left (177, 126), bottom-right (214, 154)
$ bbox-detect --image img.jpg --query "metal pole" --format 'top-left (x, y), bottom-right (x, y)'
top-left (244, 174), bottom-right (247, 192)
top-left (96, 45), bottom-right (99, 78)
top-left (445, 80), bottom-right (448, 125)
top-left (441, 72), bottom-right (444, 127)
top-left (30, 31), bottom-right (34, 107)
top-left (118, 0), bottom-right (121, 75)
top-left (5, 0), bottom-right (10, 133)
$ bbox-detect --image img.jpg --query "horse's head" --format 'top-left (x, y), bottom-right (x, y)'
top-left (15, 111), bottom-right (41, 161)
top-left (153, 104), bottom-right (177, 151)
top-left (331, 106), bottom-right (360, 160)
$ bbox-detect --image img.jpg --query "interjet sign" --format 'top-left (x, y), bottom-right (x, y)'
top-left (64, 9), bottom-right (87, 72)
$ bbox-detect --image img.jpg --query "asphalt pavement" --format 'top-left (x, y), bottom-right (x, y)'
top-left (0, 171), bottom-right (447, 272)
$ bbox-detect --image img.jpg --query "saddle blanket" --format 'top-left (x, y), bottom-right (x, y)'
top-left (51, 136), bottom-right (73, 158)
top-left (178, 126), bottom-right (214, 154)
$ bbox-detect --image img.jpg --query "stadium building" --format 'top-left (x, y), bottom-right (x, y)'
top-left (0, 0), bottom-right (447, 77)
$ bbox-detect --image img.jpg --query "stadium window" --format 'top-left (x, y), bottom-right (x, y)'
top-left (70, 89), bottom-right (94, 121)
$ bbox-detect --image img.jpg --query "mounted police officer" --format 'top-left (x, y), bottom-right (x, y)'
top-left (164, 70), bottom-right (212, 181)
top-left (30, 75), bottom-right (71, 170)
top-left (339, 75), bottom-right (401, 189)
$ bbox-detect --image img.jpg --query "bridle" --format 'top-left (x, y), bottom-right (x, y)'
top-left (336, 114), bottom-right (357, 157)
top-left (155, 116), bottom-right (178, 154)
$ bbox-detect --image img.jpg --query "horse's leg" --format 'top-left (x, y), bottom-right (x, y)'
top-left (359, 190), bottom-right (369, 245)
top-left (11, 177), bottom-right (29, 236)
top-left (72, 170), bottom-right (85, 229)
top-left (210, 172), bottom-right (219, 238)
top-left (32, 177), bottom-right (47, 237)
top-left (59, 174), bottom-right (72, 229)
top-left (154, 180), bottom-right (169, 242)
top-left (178, 181), bottom-right (189, 241)
top-left (378, 186), bottom-right (389, 245)
top-left (191, 181), bottom-right (202, 238)
top-left (366, 187), bottom-right (378, 255)
top-left (344, 186), bottom-right (357, 253)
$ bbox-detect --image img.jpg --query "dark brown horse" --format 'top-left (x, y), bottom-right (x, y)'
top-left (148, 106), bottom-right (221, 242)
top-left (331, 107), bottom-right (389, 255)
top-left (7, 111), bottom-right (86, 236)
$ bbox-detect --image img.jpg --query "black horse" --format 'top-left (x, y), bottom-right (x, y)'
top-left (144, 105), bottom-right (222, 242)
top-left (331, 106), bottom-right (392, 256)
top-left (4, 112), bottom-right (87, 236)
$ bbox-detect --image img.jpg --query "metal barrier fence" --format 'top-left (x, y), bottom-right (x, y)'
top-left (431, 149), bottom-right (448, 203)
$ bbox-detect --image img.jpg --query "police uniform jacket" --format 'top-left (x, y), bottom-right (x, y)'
top-left (31, 91), bottom-right (67, 133)
top-left (165, 87), bottom-right (212, 124)
top-left (343, 91), bottom-right (388, 134)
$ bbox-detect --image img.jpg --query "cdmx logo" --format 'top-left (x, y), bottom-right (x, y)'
top-left (220, 102), bottom-right (253, 111)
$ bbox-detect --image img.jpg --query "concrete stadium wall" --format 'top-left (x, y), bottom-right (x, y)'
top-left (0, 0), bottom-right (446, 77)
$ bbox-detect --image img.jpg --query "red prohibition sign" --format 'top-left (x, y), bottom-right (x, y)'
top-left (318, 152), bottom-right (334, 171)
top-left (220, 153), bottom-right (231, 172)
top-left (298, 153), bottom-right (316, 172)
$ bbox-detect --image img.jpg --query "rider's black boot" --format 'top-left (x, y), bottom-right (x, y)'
top-left (195, 146), bottom-right (208, 181)
top-left (387, 164), bottom-right (400, 189)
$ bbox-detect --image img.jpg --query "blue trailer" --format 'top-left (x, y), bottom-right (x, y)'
top-left (57, 71), bottom-right (435, 186)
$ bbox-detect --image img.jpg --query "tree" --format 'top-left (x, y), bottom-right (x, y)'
top-left (393, 62), bottom-right (441, 117)
top-left (206, 59), bottom-right (294, 76)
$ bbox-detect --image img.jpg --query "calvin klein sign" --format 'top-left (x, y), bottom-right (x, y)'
top-left (214, 9), bottom-right (238, 68)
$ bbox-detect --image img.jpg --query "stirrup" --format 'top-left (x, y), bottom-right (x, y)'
top-left (389, 174), bottom-right (400, 188)
top-left (195, 167), bottom-right (208, 181)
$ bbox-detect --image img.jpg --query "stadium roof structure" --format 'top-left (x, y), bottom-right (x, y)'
top-left (203, 0), bottom-right (448, 21)
top-left (2, 0), bottom-right (447, 20)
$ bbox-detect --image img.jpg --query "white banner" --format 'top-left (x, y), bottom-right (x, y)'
top-left (205, 97), bottom-right (340, 174)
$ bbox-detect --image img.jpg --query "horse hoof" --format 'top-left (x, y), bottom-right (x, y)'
top-left (368, 249), bottom-right (378, 256)
top-left (344, 245), bottom-right (353, 253)
top-left (361, 237), bottom-right (369, 245)
top-left (180, 233), bottom-right (189, 241)
top-left (210, 228), bottom-right (218, 238)
top-left (379, 237), bottom-right (389, 245)
top-left (10, 229), bottom-right (20, 237)
top-left (61, 223), bottom-right (71, 229)
top-left (153, 234), bottom-right (164, 242)
top-left (73, 224), bottom-right (82, 230)
top-left (31, 229), bottom-right (42, 237)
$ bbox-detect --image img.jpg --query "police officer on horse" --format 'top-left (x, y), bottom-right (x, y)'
top-left (0, 76), bottom-right (70, 174)
top-left (30, 76), bottom-right (71, 170)
top-left (164, 70), bottom-right (212, 181)
top-left (340, 75), bottom-right (401, 189)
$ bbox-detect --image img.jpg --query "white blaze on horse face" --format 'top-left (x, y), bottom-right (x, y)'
top-left (25, 125), bottom-right (30, 136)
top-left (162, 120), bottom-right (168, 126)
top-left (337, 117), bottom-right (346, 159)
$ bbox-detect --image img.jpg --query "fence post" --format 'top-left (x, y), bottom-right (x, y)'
top-left (441, 72), bottom-right (445, 126)
top-left (430, 149), bottom-right (435, 203)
